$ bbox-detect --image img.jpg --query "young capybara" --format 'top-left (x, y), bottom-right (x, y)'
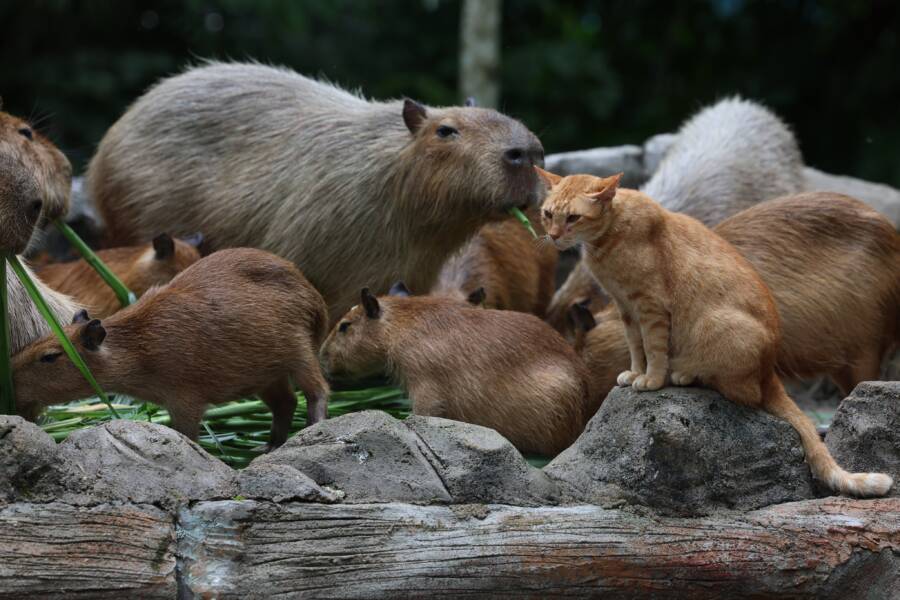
top-left (546, 97), bottom-right (805, 335)
top-left (573, 192), bottom-right (900, 410)
top-left (87, 62), bottom-right (545, 325)
top-left (1, 101), bottom-right (83, 352)
top-left (37, 233), bottom-right (203, 318)
top-left (320, 288), bottom-right (590, 456)
top-left (13, 248), bottom-right (329, 448)
top-left (432, 208), bottom-right (557, 315)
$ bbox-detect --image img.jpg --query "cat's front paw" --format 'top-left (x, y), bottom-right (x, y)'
top-left (633, 373), bottom-right (665, 391)
top-left (670, 371), bottom-right (696, 386)
top-left (617, 370), bottom-right (639, 386)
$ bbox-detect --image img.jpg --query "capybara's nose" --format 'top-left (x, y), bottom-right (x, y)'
top-left (503, 143), bottom-right (545, 168)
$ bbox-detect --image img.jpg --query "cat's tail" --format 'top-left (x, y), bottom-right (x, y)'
top-left (764, 375), bottom-right (893, 497)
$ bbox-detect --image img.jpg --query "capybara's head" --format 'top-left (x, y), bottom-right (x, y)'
top-left (0, 103), bottom-right (72, 253)
top-left (320, 287), bottom-right (393, 379)
top-left (398, 99), bottom-right (545, 222)
top-left (537, 168), bottom-right (623, 251)
top-left (12, 313), bottom-right (106, 421)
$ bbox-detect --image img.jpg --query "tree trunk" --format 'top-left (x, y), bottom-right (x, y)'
top-left (459, 0), bottom-right (501, 108)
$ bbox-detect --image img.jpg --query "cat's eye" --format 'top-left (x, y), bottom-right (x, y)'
top-left (436, 125), bottom-right (458, 138)
top-left (40, 351), bottom-right (62, 363)
top-left (18, 127), bottom-right (33, 140)
top-left (566, 214), bottom-right (580, 224)
top-left (542, 209), bottom-right (552, 220)
top-left (338, 321), bottom-right (351, 333)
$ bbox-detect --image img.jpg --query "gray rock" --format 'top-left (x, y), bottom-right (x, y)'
top-left (405, 415), bottom-right (560, 505)
top-left (57, 420), bottom-right (237, 507)
top-left (239, 463), bottom-right (342, 503)
top-left (545, 386), bottom-right (816, 516)
top-left (252, 410), bottom-right (451, 503)
top-left (544, 145), bottom-right (646, 188)
top-left (826, 381), bottom-right (900, 497)
top-left (803, 167), bottom-right (900, 228)
top-left (642, 133), bottom-right (677, 176)
top-left (0, 416), bottom-right (72, 503)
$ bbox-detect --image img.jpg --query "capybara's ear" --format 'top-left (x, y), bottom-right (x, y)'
top-left (72, 309), bottom-right (90, 324)
top-left (181, 232), bottom-right (204, 248)
top-left (466, 287), bottom-right (486, 306)
top-left (568, 302), bottom-right (597, 333)
top-left (464, 96), bottom-right (477, 107)
top-left (152, 233), bottom-right (175, 259)
top-left (402, 98), bottom-right (428, 134)
top-left (534, 166), bottom-right (562, 188)
top-left (80, 319), bottom-right (107, 351)
top-left (586, 173), bottom-right (623, 202)
top-left (388, 281), bottom-right (411, 297)
top-left (360, 288), bottom-right (382, 319)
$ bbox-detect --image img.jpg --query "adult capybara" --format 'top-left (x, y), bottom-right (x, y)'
top-left (0, 101), bottom-right (82, 352)
top-left (546, 97), bottom-right (805, 336)
top-left (88, 62), bottom-right (545, 323)
top-left (432, 208), bottom-right (557, 315)
top-left (320, 288), bottom-right (590, 456)
top-left (573, 193), bottom-right (900, 411)
top-left (14, 248), bottom-right (329, 448)
top-left (37, 233), bottom-right (202, 318)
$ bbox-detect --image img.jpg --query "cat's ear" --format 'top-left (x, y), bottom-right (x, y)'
top-left (586, 173), bottom-right (623, 202)
top-left (534, 166), bottom-right (562, 189)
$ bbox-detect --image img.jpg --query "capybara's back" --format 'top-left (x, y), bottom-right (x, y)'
top-left (88, 62), bottom-right (545, 323)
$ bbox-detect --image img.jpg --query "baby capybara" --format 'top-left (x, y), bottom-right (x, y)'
top-left (320, 288), bottom-right (590, 456)
top-left (13, 248), bottom-right (329, 448)
top-left (37, 233), bottom-right (202, 318)
top-left (433, 208), bottom-right (558, 316)
top-left (88, 62), bottom-right (545, 324)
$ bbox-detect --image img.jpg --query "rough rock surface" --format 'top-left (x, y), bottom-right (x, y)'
top-left (545, 386), bottom-right (816, 516)
top-left (56, 420), bottom-right (237, 507)
top-left (0, 416), bottom-right (71, 504)
top-left (238, 462), bottom-right (342, 503)
top-left (826, 381), bottom-right (900, 497)
top-left (405, 415), bottom-right (560, 505)
top-left (252, 410), bottom-right (452, 503)
top-left (544, 145), bottom-right (646, 188)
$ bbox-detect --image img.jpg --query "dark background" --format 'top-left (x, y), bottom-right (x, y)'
top-left (2, 0), bottom-right (898, 185)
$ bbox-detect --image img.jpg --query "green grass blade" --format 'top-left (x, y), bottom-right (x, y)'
top-left (6, 254), bottom-right (120, 418)
top-left (508, 206), bottom-right (538, 238)
top-left (0, 257), bottom-right (14, 414)
top-left (54, 220), bottom-right (137, 307)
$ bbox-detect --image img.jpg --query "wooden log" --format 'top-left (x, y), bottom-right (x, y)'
top-left (181, 497), bottom-right (900, 599)
top-left (0, 502), bottom-right (176, 599)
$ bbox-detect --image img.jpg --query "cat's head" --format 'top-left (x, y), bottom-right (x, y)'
top-left (536, 168), bottom-right (622, 250)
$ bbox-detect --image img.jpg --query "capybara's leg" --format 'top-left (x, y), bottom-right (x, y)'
top-left (166, 400), bottom-right (206, 441)
top-left (259, 377), bottom-right (298, 449)
top-left (293, 344), bottom-right (329, 426)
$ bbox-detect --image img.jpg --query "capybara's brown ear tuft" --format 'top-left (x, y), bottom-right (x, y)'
top-left (152, 233), bottom-right (175, 259)
top-left (81, 319), bottom-right (107, 351)
top-left (360, 288), bottom-right (382, 319)
top-left (402, 98), bottom-right (428, 134)
top-left (388, 281), bottom-right (411, 297)
top-left (467, 287), bottom-right (486, 306)
top-left (568, 302), bottom-right (597, 333)
top-left (72, 309), bottom-right (90, 324)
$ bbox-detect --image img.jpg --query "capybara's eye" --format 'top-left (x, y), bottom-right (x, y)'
top-left (542, 209), bottom-right (552, 220)
top-left (566, 214), bottom-right (580, 224)
top-left (40, 351), bottom-right (62, 363)
top-left (436, 125), bottom-right (458, 138)
top-left (18, 127), bottom-right (33, 140)
top-left (338, 321), bottom-right (351, 333)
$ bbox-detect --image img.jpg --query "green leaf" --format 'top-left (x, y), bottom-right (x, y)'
top-left (54, 220), bottom-right (137, 307)
top-left (508, 206), bottom-right (538, 238)
top-left (0, 257), bottom-right (14, 414)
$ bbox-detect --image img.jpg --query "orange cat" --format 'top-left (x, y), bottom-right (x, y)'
top-left (537, 167), bottom-right (892, 498)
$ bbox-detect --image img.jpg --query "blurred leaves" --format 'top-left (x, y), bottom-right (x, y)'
top-left (1, 0), bottom-right (898, 186)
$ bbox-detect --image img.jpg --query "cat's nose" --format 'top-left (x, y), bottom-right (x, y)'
top-left (549, 230), bottom-right (561, 240)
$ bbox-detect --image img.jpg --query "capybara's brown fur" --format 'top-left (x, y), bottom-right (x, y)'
top-left (87, 62), bottom-right (545, 324)
top-left (433, 208), bottom-right (557, 315)
top-left (0, 102), bottom-right (72, 253)
top-left (14, 248), bottom-right (329, 448)
top-left (541, 170), bottom-right (891, 496)
top-left (37, 233), bottom-right (202, 318)
top-left (320, 289), bottom-right (589, 456)
top-left (575, 193), bottom-right (900, 401)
